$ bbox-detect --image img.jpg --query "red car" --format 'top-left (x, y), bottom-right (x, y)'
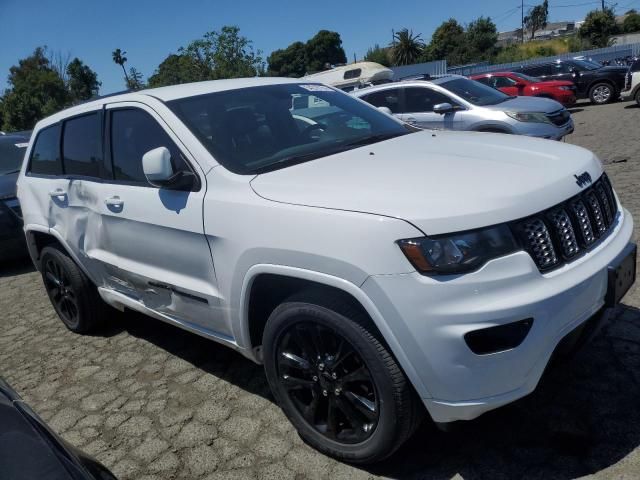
top-left (470, 71), bottom-right (577, 106)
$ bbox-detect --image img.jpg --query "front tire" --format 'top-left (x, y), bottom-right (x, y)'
top-left (589, 83), bottom-right (614, 104)
top-left (40, 245), bottom-right (105, 333)
top-left (635, 89), bottom-right (640, 107)
top-left (263, 291), bottom-right (421, 463)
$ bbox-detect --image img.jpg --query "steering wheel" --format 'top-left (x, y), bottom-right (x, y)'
top-left (301, 123), bottom-right (327, 139)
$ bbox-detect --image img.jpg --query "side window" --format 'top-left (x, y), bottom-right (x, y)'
top-left (361, 89), bottom-right (401, 113)
top-left (494, 76), bottom-right (517, 88)
top-left (343, 68), bottom-right (362, 80)
top-left (522, 65), bottom-right (550, 77)
top-left (110, 108), bottom-right (189, 185)
top-left (402, 87), bottom-right (454, 113)
top-left (29, 124), bottom-right (62, 176)
top-left (474, 77), bottom-right (491, 86)
top-left (62, 113), bottom-right (102, 178)
top-left (553, 63), bottom-right (574, 74)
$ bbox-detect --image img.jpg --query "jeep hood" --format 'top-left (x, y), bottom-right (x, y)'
top-left (250, 131), bottom-right (603, 235)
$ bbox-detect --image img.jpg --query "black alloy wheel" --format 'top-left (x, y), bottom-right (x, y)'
top-left (39, 245), bottom-right (105, 333)
top-left (276, 322), bottom-right (379, 444)
top-left (43, 256), bottom-right (80, 329)
top-left (263, 292), bottom-right (422, 463)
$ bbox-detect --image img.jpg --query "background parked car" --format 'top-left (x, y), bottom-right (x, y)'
top-left (470, 71), bottom-right (577, 106)
top-left (513, 59), bottom-right (628, 105)
top-left (0, 377), bottom-right (117, 480)
top-left (622, 58), bottom-right (640, 106)
top-left (353, 75), bottom-right (574, 140)
top-left (0, 131), bottom-right (30, 261)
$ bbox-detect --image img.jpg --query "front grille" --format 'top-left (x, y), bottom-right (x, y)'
top-left (546, 109), bottom-right (571, 126)
top-left (512, 173), bottom-right (618, 271)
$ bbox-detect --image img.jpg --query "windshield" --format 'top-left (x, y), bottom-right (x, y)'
top-left (0, 137), bottom-right (28, 175)
top-left (511, 72), bottom-right (540, 83)
top-left (571, 59), bottom-right (601, 71)
top-left (440, 77), bottom-right (511, 106)
top-left (168, 83), bottom-right (409, 174)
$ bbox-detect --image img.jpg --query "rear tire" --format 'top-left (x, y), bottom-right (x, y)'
top-left (262, 291), bottom-right (422, 463)
top-left (40, 245), bottom-right (105, 333)
top-left (635, 89), bottom-right (640, 107)
top-left (589, 83), bottom-right (614, 105)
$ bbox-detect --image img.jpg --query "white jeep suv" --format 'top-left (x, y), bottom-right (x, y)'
top-left (17, 78), bottom-right (636, 463)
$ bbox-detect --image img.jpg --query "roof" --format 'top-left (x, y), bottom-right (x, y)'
top-left (32, 77), bottom-right (308, 129)
top-left (352, 75), bottom-right (465, 95)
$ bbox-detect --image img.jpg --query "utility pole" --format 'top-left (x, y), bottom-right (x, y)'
top-left (601, 0), bottom-right (605, 10)
top-left (521, 0), bottom-right (525, 43)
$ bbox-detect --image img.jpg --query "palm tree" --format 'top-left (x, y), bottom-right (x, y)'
top-left (112, 48), bottom-right (130, 83)
top-left (391, 29), bottom-right (425, 66)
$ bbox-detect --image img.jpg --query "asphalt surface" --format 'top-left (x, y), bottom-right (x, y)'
top-left (1, 99), bottom-right (639, 480)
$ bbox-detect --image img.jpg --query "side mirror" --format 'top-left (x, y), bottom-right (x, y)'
top-left (142, 146), bottom-right (197, 191)
top-left (377, 106), bottom-right (393, 115)
top-left (433, 103), bottom-right (454, 114)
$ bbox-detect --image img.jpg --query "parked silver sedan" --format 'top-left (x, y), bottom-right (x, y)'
top-left (352, 75), bottom-right (574, 140)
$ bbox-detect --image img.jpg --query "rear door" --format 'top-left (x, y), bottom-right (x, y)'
top-left (95, 103), bottom-right (225, 334)
top-left (20, 124), bottom-right (71, 240)
top-left (397, 86), bottom-right (466, 130)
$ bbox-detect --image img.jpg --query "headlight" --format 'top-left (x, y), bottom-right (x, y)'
top-left (398, 225), bottom-right (518, 274)
top-left (505, 111), bottom-right (551, 123)
top-left (558, 86), bottom-right (573, 91)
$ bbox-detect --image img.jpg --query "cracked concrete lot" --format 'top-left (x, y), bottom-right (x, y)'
top-left (1, 99), bottom-right (640, 479)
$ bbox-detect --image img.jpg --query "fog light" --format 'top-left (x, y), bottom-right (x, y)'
top-left (464, 319), bottom-right (533, 355)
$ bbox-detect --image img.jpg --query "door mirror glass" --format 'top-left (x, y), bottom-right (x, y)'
top-left (377, 106), bottom-right (393, 115)
top-left (142, 146), bottom-right (174, 185)
top-left (433, 103), bottom-right (454, 114)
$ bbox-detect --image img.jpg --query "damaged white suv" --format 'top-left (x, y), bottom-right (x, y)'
top-left (17, 78), bottom-right (636, 463)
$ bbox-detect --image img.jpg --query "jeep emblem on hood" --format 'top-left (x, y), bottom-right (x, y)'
top-left (574, 171), bottom-right (592, 188)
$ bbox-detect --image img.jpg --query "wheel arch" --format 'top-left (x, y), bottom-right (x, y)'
top-left (587, 78), bottom-right (616, 95)
top-left (24, 226), bottom-right (97, 284)
top-left (238, 265), bottom-right (431, 399)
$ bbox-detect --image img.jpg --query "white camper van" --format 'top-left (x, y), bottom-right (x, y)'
top-left (302, 62), bottom-right (393, 91)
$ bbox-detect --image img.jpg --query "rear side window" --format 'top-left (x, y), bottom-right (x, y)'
top-left (474, 77), bottom-right (491, 86)
top-left (110, 108), bottom-right (188, 185)
top-left (62, 113), bottom-right (102, 177)
top-left (361, 89), bottom-right (401, 113)
top-left (29, 125), bottom-right (62, 176)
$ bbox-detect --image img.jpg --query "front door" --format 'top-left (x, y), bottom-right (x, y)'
top-left (397, 87), bottom-right (466, 130)
top-left (95, 102), bottom-right (225, 335)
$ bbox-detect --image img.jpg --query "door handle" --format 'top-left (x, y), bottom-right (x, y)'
top-left (49, 189), bottom-right (67, 198)
top-left (105, 196), bottom-right (124, 208)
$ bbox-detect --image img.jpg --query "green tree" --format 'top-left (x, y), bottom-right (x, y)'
top-left (391, 28), bottom-right (425, 66)
top-left (524, 0), bottom-right (549, 40)
top-left (66, 58), bottom-right (100, 102)
top-left (267, 41), bottom-right (307, 77)
top-left (305, 30), bottom-right (347, 72)
top-left (364, 44), bottom-right (391, 67)
top-left (579, 8), bottom-right (619, 48)
top-left (181, 25), bottom-right (265, 79)
top-left (1, 47), bottom-right (68, 131)
top-left (426, 19), bottom-right (466, 65)
top-left (147, 54), bottom-right (208, 87)
top-left (112, 48), bottom-right (129, 84)
top-left (622, 12), bottom-right (640, 33)
top-left (465, 17), bottom-right (498, 61)
top-left (126, 67), bottom-right (145, 90)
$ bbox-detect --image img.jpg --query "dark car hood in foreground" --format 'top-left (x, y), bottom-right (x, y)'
top-left (0, 378), bottom-right (117, 480)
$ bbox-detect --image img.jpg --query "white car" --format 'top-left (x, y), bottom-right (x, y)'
top-left (17, 78), bottom-right (635, 463)
top-left (622, 58), bottom-right (640, 105)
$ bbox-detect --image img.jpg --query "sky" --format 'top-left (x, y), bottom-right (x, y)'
top-left (1, 0), bottom-right (639, 94)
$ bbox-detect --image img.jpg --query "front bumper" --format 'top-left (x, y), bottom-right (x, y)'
top-left (514, 118), bottom-right (575, 140)
top-left (362, 207), bottom-right (633, 422)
